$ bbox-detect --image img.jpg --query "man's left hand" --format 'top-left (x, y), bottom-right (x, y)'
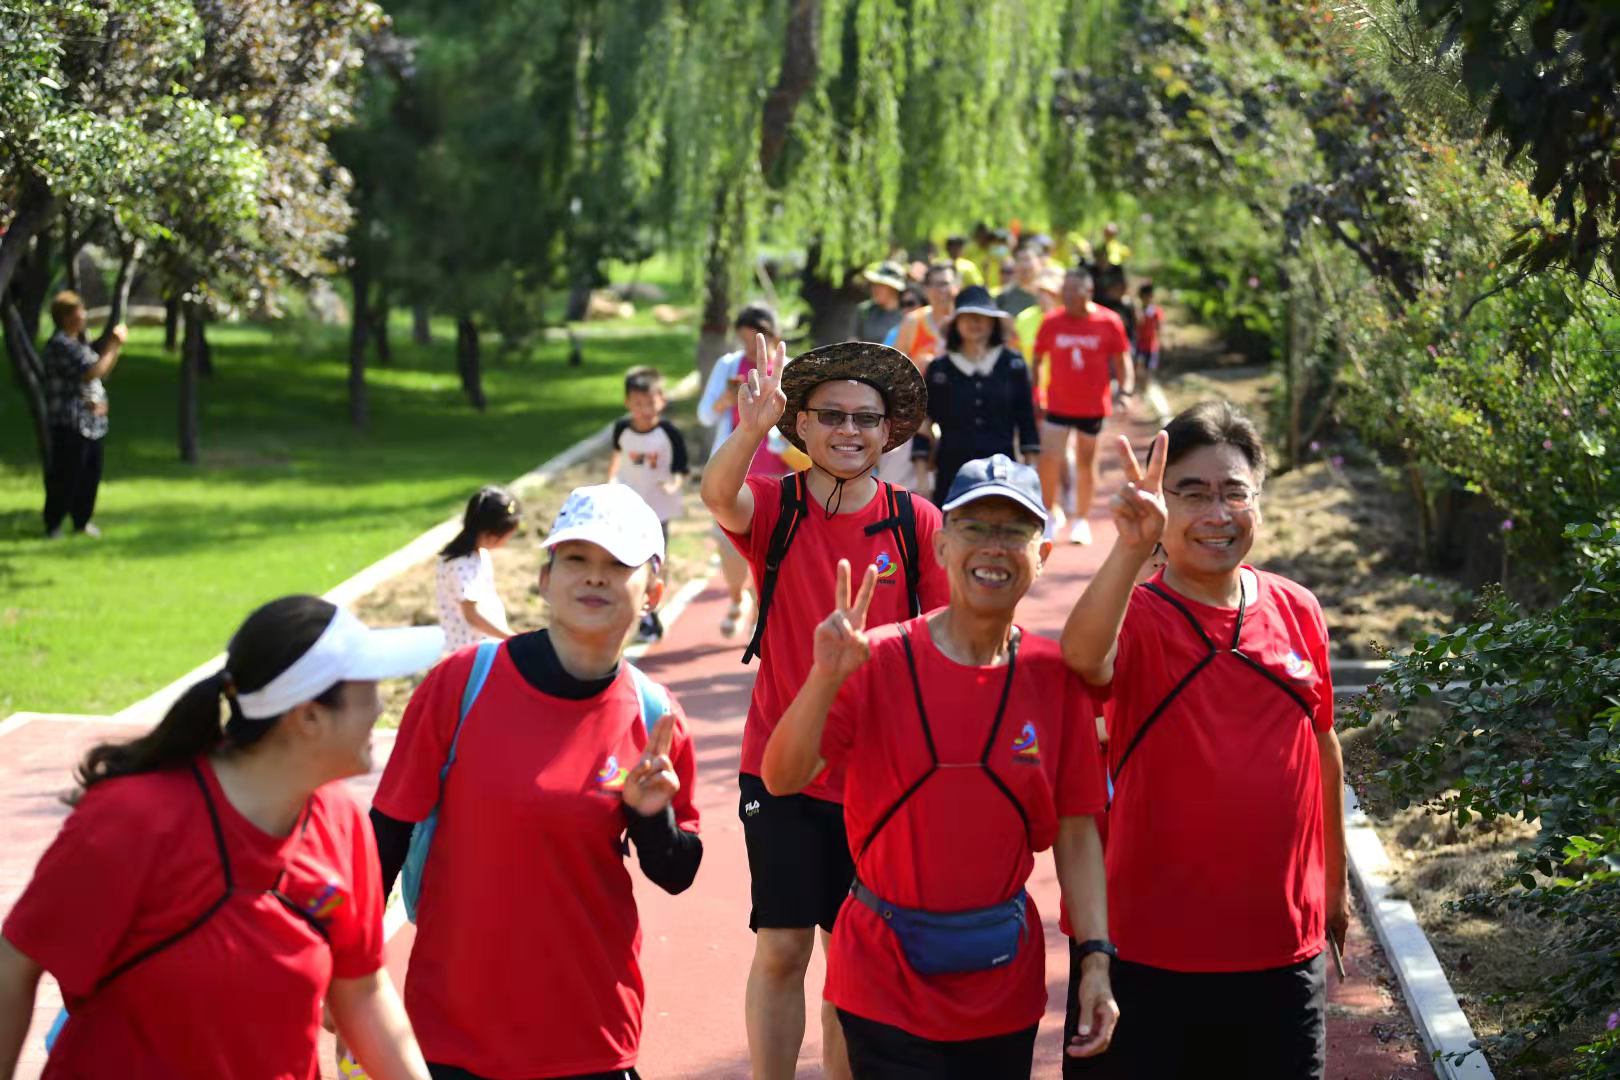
top-left (1326, 878), bottom-right (1351, 956)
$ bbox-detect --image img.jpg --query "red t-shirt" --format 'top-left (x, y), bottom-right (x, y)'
top-left (726, 475), bottom-right (951, 803)
top-left (1094, 569), bottom-right (1334, 972)
top-left (1033, 306), bottom-right (1130, 418)
top-left (819, 619), bottom-right (1105, 1041)
top-left (4, 760), bottom-right (383, 1080)
top-left (373, 645), bottom-right (700, 1077)
top-left (1137, 304), bottom-right (1162, 352)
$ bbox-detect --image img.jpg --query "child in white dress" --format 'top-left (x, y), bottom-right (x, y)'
top-left (435, 485), bottom-right (522, 652)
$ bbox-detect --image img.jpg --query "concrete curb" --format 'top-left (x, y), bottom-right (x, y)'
top-left (1345, 786), bottom-right (1495, 1079)
top-left (112, 372), bottom-right (700, 728)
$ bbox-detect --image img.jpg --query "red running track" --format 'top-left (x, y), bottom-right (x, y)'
top-left (0, 418), bottom-right (1426, 1078)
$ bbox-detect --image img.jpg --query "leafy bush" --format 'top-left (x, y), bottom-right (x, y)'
top-left (1354, 523), bottom-right (1620, 1075)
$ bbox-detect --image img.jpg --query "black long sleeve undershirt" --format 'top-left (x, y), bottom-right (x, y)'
top-left (371, 629), bottom-right (702, 901)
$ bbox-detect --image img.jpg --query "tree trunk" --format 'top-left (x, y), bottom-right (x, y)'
top-left (799, 244), bottom-right (866, 346)
top-left (412, 303), bottom-right (431, 345)
top-left (759, 0), bottom-right (822, 179)
top-left (179, 301), bottom-right (203, 463)
top-left (164, 295), bottom-right (181, 351)
top-left (0, 179), bottom-right (56, 303)
top-left (456, 315), bottom-right (486, 411)
top-left (93, 240), bottom-right (143, 352)
top-left (695, 189), bottom-right (739, 389)
top-left (62, 209), bottom-right (80, 293)
top-left (1, 301), bottom-right (52, 472)
top-left (196, 314), bottom-right (213, 377)
top-left (372, 287), bottom-right (392, 366)
top-left (348, 262), bottom-right (371, 429)
top-left (15, 226), bottom-right (56, 344)
top-left (564, 280), bottom-right (593, 324)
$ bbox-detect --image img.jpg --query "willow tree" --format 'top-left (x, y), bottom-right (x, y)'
top-left (655, 0), bottom-right (1097, 366)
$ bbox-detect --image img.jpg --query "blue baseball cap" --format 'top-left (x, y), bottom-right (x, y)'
top-left (941, 455), bottom-right (1047, 523)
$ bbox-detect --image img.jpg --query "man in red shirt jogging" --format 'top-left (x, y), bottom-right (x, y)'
top-left (702, 336), bottom-right (950, 1080)
top-left (1059, 402), bottom-right (1349, 1079)
top-left (1032, 267), bottom-right (1133, 545)
top-left (760, 455), bottom-right (1117, 1078)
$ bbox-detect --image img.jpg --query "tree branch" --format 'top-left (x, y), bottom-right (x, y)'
top-left (759, 0), bottom-right (821, 179)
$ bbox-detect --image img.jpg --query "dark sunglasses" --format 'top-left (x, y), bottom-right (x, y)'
top-left (811, 408), bottom-right (887, 430)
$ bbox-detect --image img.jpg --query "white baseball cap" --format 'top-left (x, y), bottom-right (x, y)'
top-left (236, 607), bottom-right (444, 720)
top-left (540, 484), bottom-right (666, 568)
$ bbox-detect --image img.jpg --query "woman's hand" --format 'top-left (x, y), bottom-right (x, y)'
top-left (622, 714), bottom-right (680, 817)
top-left (736, 333), bottom-right (787, 437)
top-left (1109, 431), bottom-right (1168, 554)
top-left (811, 559), bottom-right (879, 683)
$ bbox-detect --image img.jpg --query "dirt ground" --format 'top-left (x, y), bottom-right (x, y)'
top-left (1155, 354), bottom-right (1589, 1077)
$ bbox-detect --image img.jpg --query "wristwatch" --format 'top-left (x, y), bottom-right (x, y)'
top-left (1076, 939), bottom-right (1118, 962)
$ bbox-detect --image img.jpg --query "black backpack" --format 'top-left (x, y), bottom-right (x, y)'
top-left (742, 473), bottom-right (922, 664)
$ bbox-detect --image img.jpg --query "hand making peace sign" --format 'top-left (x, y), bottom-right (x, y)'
top-left (812, 558), bottom-right (880, 683)
top-left (736, 332), bottom-right (788, 438)
top-left (1110, 430), bottom-right (1169, 553)
top-left (622, 713), bottom-right (681, 817)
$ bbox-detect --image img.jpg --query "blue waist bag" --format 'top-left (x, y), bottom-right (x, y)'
top-left (850, 879), bottom-right (1028, 977)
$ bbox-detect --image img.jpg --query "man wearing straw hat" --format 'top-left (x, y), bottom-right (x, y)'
top-left (856, 261), bottom-right (910, 345)
top-left (702, 336), bottom-right (951, 1080)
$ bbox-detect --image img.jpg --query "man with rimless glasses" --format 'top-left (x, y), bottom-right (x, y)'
top-left (702, 337), bottom-right (950, 1080)
top-left (1060, 400), bottom-right (1348, 1079)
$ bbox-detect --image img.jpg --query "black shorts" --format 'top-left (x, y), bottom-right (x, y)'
top-left (838, 1008), bottom-right (1038, 1080)
top-left (1062, 943), bottom-right (1326, 1079)
top-left (739, 772), bottom-right (854, 932)
top-left (1044, 413), bottom-right (1105, 435)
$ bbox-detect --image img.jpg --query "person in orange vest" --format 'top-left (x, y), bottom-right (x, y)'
top-left (892, 263), bottom-right (959, 370)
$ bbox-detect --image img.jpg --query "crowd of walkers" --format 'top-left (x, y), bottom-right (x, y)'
top-left (1, 222), bottom-right (1348, 1080)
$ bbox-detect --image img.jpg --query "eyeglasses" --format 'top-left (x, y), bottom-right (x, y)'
top-left (949, 519), bottom-right (1043, 547)
top-left (811, 408), bottom-right (887, 430)
top-left (1166, 487), bottom-right (1258, 512)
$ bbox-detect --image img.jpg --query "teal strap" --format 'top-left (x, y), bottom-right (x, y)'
top-left (625, 662), bottom-right (669, 733)
top-left (446, 640), bottom-right (499, 770)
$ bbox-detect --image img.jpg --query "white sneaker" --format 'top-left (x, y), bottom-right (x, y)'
top-left (1068, 518), bottom-right (1093, 545)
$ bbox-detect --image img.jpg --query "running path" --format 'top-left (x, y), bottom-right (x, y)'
top-left (0, 417), bottom-right (1425, 1078)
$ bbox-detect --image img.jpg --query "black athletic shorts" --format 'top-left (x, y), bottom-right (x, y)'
top-left (1062, 943), bottom-right (1326, 1079)
top-left (429, 1065), bottom-right (640, 1080)
top-left (838, 1008), bottom-right (1038, 1080)
top-left (739, 771), bottom-right (854, 932)
top-left (1044, 413), bottom-right (1105, 435)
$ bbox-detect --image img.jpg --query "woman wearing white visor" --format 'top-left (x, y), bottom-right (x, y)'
top-left (0, 596), bottom-right (442, 1080)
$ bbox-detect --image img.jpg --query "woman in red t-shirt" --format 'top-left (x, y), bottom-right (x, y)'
top-left (1060, 401), bottom-right (1348, 1079)
top-left (0, 595), bottom-right (443, 1080)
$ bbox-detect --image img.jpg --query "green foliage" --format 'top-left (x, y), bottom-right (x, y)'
top-left (1353, 523), bottom-right (1620, 1073)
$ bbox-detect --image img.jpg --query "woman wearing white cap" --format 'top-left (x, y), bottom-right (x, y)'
top-left (370, 484), bottom-right (701, 1080)
top-left (0, 596), bottom-right (441, 1080)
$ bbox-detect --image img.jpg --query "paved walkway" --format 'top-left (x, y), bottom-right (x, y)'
top-left (0, 421), bottom-right (1427, 1078)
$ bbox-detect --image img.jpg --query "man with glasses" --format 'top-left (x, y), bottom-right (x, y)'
top-left (760, 454), bottom-right (1117, 1079)
top-left (1059, 401), bottom-right (1347, 1079)
top-left (702, 337), bottom-right (951, 1080)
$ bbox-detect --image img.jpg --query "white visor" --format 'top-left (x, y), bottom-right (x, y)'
top-left (235, 607), bottom-right (445, 720)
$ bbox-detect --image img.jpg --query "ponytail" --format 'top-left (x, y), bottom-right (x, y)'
top-left (441, 485), bottom-right (523, 561)
top-left (69, 596), bottom-right (342, 802)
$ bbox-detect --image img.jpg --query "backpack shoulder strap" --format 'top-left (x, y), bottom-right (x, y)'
top-left (742, 473), bottom-right (808, 665)
top-left (447, 641), bottom-right (500, 768)
top-left (893, 487), bottom-right (922, 617)
top-left (625, 662), bottom-right (670, 733)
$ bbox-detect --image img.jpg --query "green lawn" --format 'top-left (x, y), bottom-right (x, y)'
top-left (0, 313), bottom-right (696, 718)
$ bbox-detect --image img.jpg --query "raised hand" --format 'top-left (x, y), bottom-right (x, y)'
top-left (622, 713), bottom-right (680, 817)
top-left (735, 332), bottom-right (788, 437)
top-left (812, 559), bottom-right (879, 683)
top-left (1110, 430), bottom-right (1168, 554)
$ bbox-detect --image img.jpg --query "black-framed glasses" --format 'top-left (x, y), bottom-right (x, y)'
top-left (811, 408), bottom-right (887, 430)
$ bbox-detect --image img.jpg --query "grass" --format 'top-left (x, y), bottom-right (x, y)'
top-left (0, 307), bottom-right (697, 718)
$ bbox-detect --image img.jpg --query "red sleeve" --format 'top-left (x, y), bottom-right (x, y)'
top-left (820, 657), bottom-right (873, 769)
top-left (327, 789), bottom-right (387, 979)
top-left (1087, 587), bottom-right (1153, 705)
top-left (372, 649), bottom-right (476, 822)
top-left (666, 694), bottom-right (702, 835)
top-left (721, 474), bottom-right (779, 571)
top-left (1033, 312), bottom-right (1056, 361)
top-left (1056, 671), bottom-right (1107, 817)
top-left (912, 503), bottom-right (951, 611)
top-left (1305, 596), bottom-right (1336, 733)
top-left (1, 785), bottom-right (156, 997)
